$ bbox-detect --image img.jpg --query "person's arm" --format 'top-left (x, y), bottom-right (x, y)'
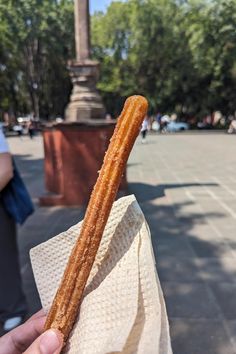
top-left (0, 152), bottom-right (13, 192)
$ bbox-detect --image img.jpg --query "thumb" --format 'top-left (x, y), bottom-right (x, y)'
top-left (23, 329), bottom-right (64, 354)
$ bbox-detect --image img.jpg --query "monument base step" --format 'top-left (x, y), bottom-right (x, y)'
top-left (39, 193), bottom-right (65, 207)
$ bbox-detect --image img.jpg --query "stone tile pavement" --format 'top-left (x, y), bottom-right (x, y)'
top-left (128, 133), bottom-right (236, 354)
top-left (2, 133), bottom-right (236, 353)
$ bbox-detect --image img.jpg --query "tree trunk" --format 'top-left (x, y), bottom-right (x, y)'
top-left (23, 39), bottom-right (40, 118)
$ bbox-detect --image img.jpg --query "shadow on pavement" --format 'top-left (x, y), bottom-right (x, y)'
top-left (13, 153), bottom-right (45, 200)
top-left (129, 181), bottom-right (236, 354)
top-left (128, 182), bottom-right (218, 202)
top-left (2, 153), bottom-right (236, 354)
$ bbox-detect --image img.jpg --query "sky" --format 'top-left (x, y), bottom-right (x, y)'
top-left (90, 0), bottom-right (124, 14)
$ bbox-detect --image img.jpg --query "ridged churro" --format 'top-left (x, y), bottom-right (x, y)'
top-left (44, 95), bottom-right (148, 342)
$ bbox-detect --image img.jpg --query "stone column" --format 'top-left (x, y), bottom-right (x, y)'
top-left (74, 0), bottom-right (90, 61)
top-left (65, 0), bottom-right (105, 122)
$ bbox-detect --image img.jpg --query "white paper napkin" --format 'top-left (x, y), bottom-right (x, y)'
top-left (30, 195), bottom-right (172, 354)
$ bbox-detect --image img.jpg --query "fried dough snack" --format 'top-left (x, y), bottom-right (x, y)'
top-left (44, 95), bottom-right (148, 342)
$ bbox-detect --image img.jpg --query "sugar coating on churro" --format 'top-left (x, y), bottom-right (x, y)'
top-left (44, 95), bottom-right (148, 341)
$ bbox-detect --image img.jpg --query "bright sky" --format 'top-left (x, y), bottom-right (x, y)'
top-left (90, 0), bottom-right (124, 14)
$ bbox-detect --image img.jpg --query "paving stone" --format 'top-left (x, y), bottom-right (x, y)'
top-left (170, 319), bottom-right (236, 354)
top-left (162, 282), bottom-right (221, 319)
top-left (4, 134), bottom-right (236, 353)
top-left (210, 284), bottom-right (236, 320)
top-left (195, 258), bottom-right (236, 283)
top-left (228, 241), bottom-right (236, 254)
top-left (21, 263), bottom-right (41, 317)
top-left (217, 229), bottom-right (236, 241)
top-left (157, 257), bottom-right (202, 282)
top-left (189, 239), bottom-right (235, 258)
top-left (153, 237), bottom-right (196, 258)
top-left (226, 320), bottom-right (236, 348)
top-left (215, 222), bottom-right (236, 233)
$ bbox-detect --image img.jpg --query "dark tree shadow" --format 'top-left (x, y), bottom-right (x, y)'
top-left (128, 182), bottom-right (218, 202)
top-left (13, 153), bottom-right (45, 200)
top-left (128, 181), bottom-right (236, 354)
top-left (2, 154), bottom-right (236, 354)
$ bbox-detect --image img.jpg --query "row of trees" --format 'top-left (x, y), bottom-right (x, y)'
top-left (0, 0), bottom-right (236, 119)
top-left (92, 0), bottom-right (236, 117)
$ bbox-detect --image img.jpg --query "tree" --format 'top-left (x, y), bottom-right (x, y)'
top-left (91, 1), bottom-right (134, 115)
top-left (91, 0), bottom-right (199, 115)
top-left (91, 0), bottom-right (236, 118)
top-left (185, 0), bottom-right (236, 115)
top-left (1, 0), bottom-right (236, 119)
top-left (0, 0), bottom-right (74, 118)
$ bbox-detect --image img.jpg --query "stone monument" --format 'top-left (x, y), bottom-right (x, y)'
top-left (65, 0), bottom-right (105, 122)
top-left (40, 0), bottom-right (127, 206)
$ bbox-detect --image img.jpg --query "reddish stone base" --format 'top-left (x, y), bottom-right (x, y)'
top-left (40, 122), bottom-right (128, 206)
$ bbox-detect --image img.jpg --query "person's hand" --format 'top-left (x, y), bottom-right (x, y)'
top-left (0, 310), bottom-right (64, 354)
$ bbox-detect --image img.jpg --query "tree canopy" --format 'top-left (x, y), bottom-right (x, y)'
top-left (91, 0), bottom-right (236, 117)
top-left (0, 0), bottom-right (74, 118)
top-left (0, 0), bottom-right (236, 119)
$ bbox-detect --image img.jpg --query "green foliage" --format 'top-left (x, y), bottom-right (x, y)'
top-left (0, 0), bottom-right (74, 118)
top-left (91, 0), bottom-right (236, 117)
top-left (1, 0), bottom-right (236, 118)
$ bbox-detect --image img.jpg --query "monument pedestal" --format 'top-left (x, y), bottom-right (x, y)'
top-left (39, 0), bottom-right (123, 206)
top-left (65, 60), bottom-right (105, 122)
top-left (40, 122), bottom-right (128, 206)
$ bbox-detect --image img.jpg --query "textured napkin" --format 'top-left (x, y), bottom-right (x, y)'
top-left (30, 195), bottom-right (172, 354)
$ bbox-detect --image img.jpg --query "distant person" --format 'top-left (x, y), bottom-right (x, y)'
top-left (141, 116), bottom-right (149, 143)
top-left (105, 113), bottom-right (113, 122)
top-left (13, 124), bottom-right (23, 138)
top-left (212, 111), bottom-right (222, 126)
top-left (170, 113), bottom-right (177, 121)
top-left (0, 126), bottom-right (27, 331)
top-left (28, 119), bottom-right (35, 139)
top-left (155, 112), bottom-right (162, 132)
top-left (156, 112), bottom-right (162, 124)
top-left (204, 114), bottom-right (212, 127)
top-left (161, 115), bottom-right (170, 132)
top-left (228, 119), bottom-right (236, 134)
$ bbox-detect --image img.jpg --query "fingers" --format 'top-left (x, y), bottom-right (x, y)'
top-left (0, 311), bottom-right (63, 354)
top-left (0, 315), bottom-right (46, 354)
top-left (26, 309), bottom-right (46, 322)
top-left (13, 315), bottom-right (46, 351)
top-left (23, 329), bottom-right (64, 354)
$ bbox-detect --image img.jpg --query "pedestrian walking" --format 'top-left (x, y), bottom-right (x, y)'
top-left (228, 119), bottom-right (236, 134)
top-left (141, 116), bottom-right (149, 143)
top-left (0, 125), bottom-right (27, 331)
top-left (28, 119), bottom-right (35, 139)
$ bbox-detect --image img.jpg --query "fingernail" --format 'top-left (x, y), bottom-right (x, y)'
top-left (39, 329), bottom-right (63, 353)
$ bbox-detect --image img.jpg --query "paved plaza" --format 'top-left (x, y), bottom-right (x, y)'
top-left (4, 133), bottom-right (236, 353)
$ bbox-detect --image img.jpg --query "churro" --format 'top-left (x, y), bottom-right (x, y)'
top-left (44, 95), bottom-right (148, 342)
